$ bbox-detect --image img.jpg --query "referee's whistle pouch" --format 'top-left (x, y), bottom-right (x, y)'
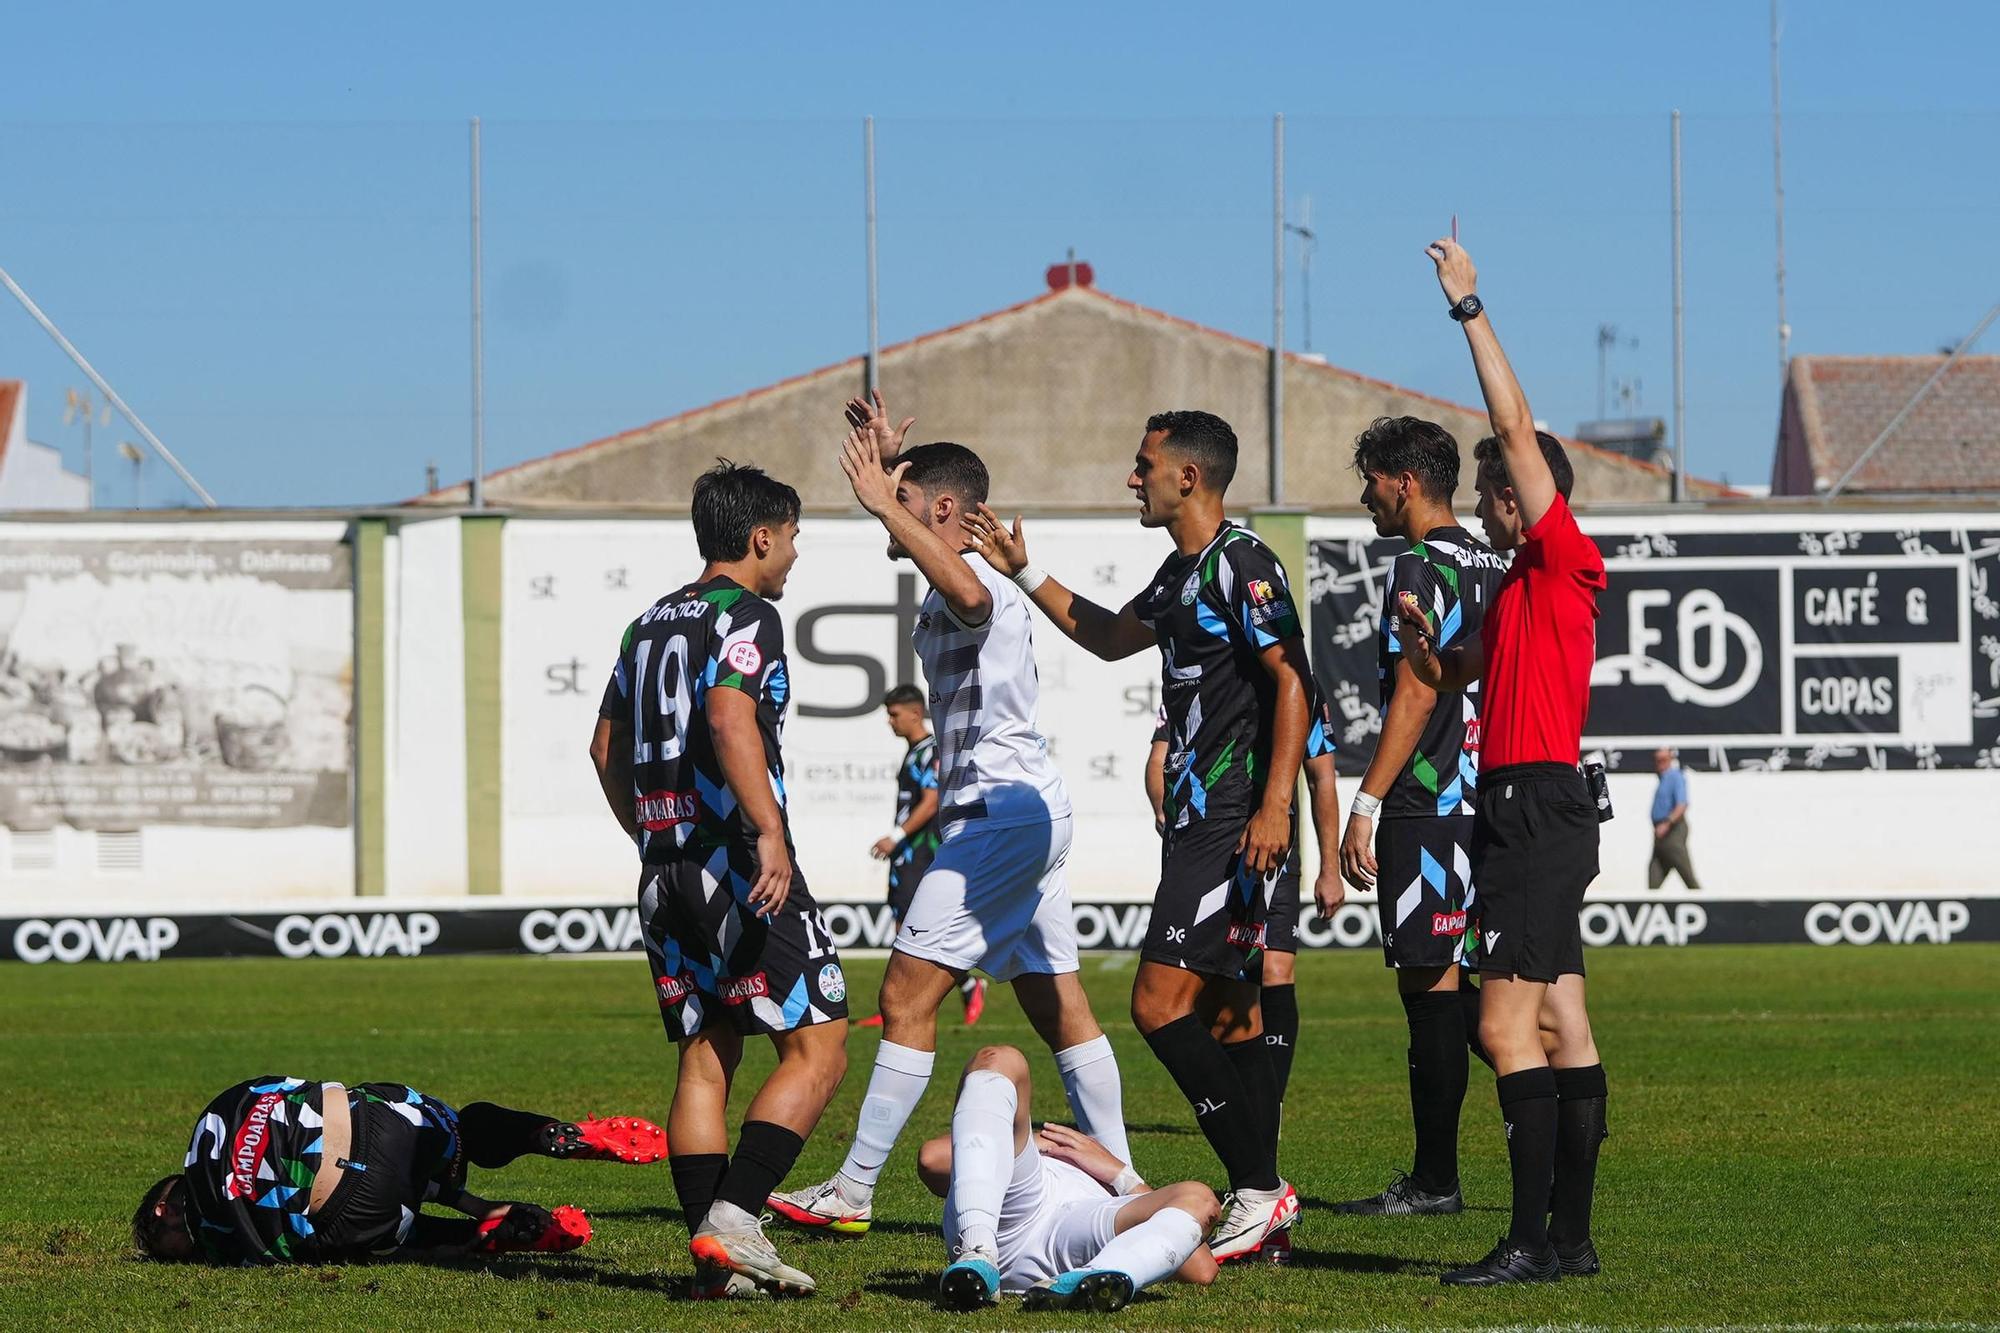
top-left (1584, 761), bottom-right (1613, 823)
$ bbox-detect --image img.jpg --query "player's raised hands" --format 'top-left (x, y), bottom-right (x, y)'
top-left (840, 424), bottom-right (909, 519)
top-left (1425, 236), bottom-right (1477, 306)
top-left (961, 503), bottom-right (1029, 577)
top-left (844, 389), bottom-right (916, 464)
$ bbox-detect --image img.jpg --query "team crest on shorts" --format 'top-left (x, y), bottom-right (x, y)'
top-left (817, 962), bottom-right (846, 1004)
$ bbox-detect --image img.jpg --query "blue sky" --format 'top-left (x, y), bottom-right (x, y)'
top-left (2, 1), bottom-right (1994, 506)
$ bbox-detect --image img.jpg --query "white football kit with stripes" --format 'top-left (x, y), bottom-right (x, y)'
top-left (893, 554), bottom-right (1080, 980)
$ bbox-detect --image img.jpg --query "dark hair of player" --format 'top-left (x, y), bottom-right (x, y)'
top-left (1352, 415), bottom-right (1461, 501)
top-left (1146, 410), bottom-right (1238, 493)
top-left (897, 442), bottom-right (990, 506)
top-left (132, 1174), bottom-right (193, 1261)
top-left (691, 459), bottom-right (802, 562)
top-left (882, 683), bottom-right (925, 709)
top-left (1474, 432), bottom-right (1576, 501)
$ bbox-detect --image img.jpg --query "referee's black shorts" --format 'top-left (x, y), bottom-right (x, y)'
top-left (1468, 763), bottom-right (1599, 982)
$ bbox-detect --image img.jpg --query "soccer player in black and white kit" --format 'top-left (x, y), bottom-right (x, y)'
top-left (589, 462), bottom-right (849, 1298)
top-left (1334, 416), bottom-right (1507, 1217)
top-left (771, 395), bottom-right (1126, 1312)
top-left (965, 410), bottom-right (1311, 1263)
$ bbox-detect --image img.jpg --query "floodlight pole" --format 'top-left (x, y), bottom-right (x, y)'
top-left (0, 262), bottom-right (217, 507)
top-left (1270, 112), bottom-right (1285, 507)
top-left (865, 116), bottom-right (880, 396)
top-left (470, 116), bottom-right (487, 509)
top-left (1671, 110), bottom-right (1687, 504)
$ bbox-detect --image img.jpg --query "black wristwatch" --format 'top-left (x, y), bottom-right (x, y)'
top-left (1448, 293), bottom-right (1484, 323)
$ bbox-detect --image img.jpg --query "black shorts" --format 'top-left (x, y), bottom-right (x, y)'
top-left (1469, 763), bottom-right (1600, 981)
top-left (1143, 811), bottom-right (1287, 982)
top-left (1375, 814), bottom-right (1476, 970)
top-left (639, 849), bottom-right (850, 1040)
top-left (307, 1084), bottom-right (459, 1259)
top-left (1264, 849), bottom-right (1300, 955)
top-left (886, 842), bottom-right (936, 923)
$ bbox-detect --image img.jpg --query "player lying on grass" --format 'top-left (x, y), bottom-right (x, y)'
top-left (916, 1044), bottom-right (1219, 1312)
top-left (133, 1076), bottom-right (664, 1265)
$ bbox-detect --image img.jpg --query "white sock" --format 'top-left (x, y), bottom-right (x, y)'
top-left (1083, 1206), bottom-right (1205, 1291)
top-left (1054, 1034), bottom-right (1130, 1165)
top-left (945, 1070), bottom-right (1016, 1257)
top-left (835, 1040), bottom-right (935, 1194)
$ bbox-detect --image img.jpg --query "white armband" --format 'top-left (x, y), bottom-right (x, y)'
top-left (1350, 791), bottom-right (1382, 821)
top-left (1012, 564), bottom-right (1048, 595)
top-left (1110, 1165), bottom-right (1145, 1196)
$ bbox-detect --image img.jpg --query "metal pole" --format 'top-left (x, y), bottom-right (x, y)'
top-left (0, 263), bottom-right (217, 506)
top-left (1670, 110), bottom-right (1687, 504)
top-left (865, 116), bottom-right (880, 396)
top-left (1771, 0), bottom-right (1791, 386)
top-left (1270, 112), bottom-right (1285, 507)
top-left (1825, 298), bottom-right (2000, 499)
top-left (469, 116), bottom-right (486, 508)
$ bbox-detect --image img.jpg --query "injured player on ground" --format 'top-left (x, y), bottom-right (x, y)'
top-left (916, 1044), bottom-right (1219, 1313)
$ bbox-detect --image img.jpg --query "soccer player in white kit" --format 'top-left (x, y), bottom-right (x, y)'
top-left (769, 395), bottom-right (1127, 1308)
top-left (914, 1045), bottom-right (1219, 1312)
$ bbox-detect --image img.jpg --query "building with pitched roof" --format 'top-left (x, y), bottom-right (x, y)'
top-left (415, 274), bottom-right (1730, 510)
top-left (1772, 354), bottom-right (2000, 497)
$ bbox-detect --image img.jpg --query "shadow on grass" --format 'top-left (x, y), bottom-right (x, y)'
top-left (1297, 1193), bottom-right (1503, 1215)
top-left (1283, 1248), bottom-right (1447, 1276)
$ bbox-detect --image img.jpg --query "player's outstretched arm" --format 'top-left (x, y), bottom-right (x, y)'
top-left (1427, 237), bottom-right (1556, 530)
top-left (588, 716), bottom-right (639, 842)
top-left (707, 688), bottom-right (792, 917)
top-left (960, 504), bottom-right (1154, 660)
top-left (1396, 590), bottom-right (1484, 692)
top-left (841, 425), bottom-right (994, 627)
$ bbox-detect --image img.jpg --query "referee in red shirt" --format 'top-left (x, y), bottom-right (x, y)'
top-left (1399, 237), bottom-right (1610, 1286)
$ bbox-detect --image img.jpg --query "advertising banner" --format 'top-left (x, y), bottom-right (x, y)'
top-left (502, 516), bottom-right (1168, 899)
top-left (4, 896), bottom-right (1993, 963)
top-left (0, 525), bottom-right (353, 830)
top-left (1308, 513), bottom-right (2000, 774)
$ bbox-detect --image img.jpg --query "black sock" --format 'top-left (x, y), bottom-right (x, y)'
top-left (1223, 1035), bottom-right (1283, 1171)
top-left (1260, 982), bottom-right (1299, 1106)
top-left (713, 1122), bottom-right (805, 1222)
top-left (1402, 990), bottom-right (1470, 1195)
top-left (1143, 1014), bottom-right (1277, 1192)
top-left (405, 1213), bottom-right (482, 1249)
top-left (670, 1152), bottom-right (729, 1236)
top-left (1496, 1067), bottom-right (1558, 1249)
top-left (1459, 981), bottom-right (1494, 1070)
top-left (458, 1101), bottom-right (556, 1169)
top-left (1550, 1064), bottom-right (1608, 1249)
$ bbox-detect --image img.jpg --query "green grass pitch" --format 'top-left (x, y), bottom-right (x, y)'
top-left (2, 945), bottom-right (1996, 1330)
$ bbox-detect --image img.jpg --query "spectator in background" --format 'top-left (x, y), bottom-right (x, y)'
top-left (1647, 748), bottom-right (1700, 891)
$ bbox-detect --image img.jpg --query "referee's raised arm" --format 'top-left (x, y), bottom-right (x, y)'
top-left (1426, 238), bottom-right (1557, 532)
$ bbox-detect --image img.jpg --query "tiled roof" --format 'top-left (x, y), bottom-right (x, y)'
top-left (1789, 355), bottom-right (2000, 493)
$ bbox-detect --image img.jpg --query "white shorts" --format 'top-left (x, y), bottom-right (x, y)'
top-left (943, 1141), bottom-right (1137, 1292)
top-left (893, 814), bottom-right (1079, 981)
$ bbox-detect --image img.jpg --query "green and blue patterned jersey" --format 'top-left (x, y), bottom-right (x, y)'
top-left (892, 735), bottom-right (941, 866)
top-left (1378, 525), bottom-right (1508, 819)
top-left (1133, 521), bottom-right (1314, 830)
top-left (600, 575), bottom-right (793, 862)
